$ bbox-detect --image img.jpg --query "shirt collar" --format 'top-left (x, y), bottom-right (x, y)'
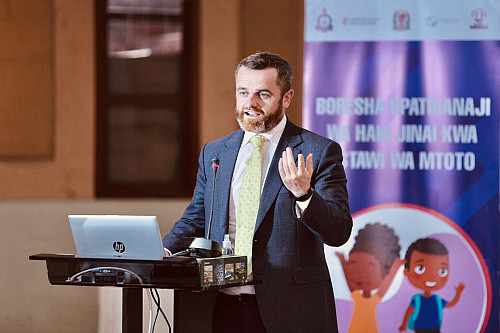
top-left (241, 115), bottom-right (287, 147)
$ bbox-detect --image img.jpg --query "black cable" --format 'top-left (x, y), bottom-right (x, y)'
top-left (154, 289), bottom-right (170, 332)
top-left (149, 288), bottom-right (159, 332)
top-left (149, 288), bottom-right (171, 333)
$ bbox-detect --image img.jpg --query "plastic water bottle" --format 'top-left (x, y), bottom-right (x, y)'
top-left (222, 234), bottom-right (233, 255)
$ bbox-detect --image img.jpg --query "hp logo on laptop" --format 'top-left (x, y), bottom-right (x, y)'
top-left (113, 241), bottom-right (126, 254)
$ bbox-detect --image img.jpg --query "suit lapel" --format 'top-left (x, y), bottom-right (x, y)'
top-left (255, 120), bottom-right (303, 232)
top-left (214, 131), bottom-right (244, 236)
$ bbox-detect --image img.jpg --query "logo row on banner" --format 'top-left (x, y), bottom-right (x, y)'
top-left (305, 0), bottom-right (500, 41)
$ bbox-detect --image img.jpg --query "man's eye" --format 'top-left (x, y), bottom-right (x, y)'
top-left (438, 267), bottom-right (448, 277)
top-left (414, 265), bottom-right (425, 274)
top-left (239, 91), bottom-right (248, 97)
top-left (259, 93), bottom-right (269, 99)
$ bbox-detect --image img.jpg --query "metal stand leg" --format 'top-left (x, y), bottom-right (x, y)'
top-left (122, 288), bottom-right (143, 332)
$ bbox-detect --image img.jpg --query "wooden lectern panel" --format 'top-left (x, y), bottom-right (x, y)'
top-left (174, 290), bottom-right (217, 333)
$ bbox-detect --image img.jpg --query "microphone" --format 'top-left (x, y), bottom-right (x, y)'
top-left (174, 157), bottom-right (222, 258)
top-left (206, 158), bottom-right (219, 239)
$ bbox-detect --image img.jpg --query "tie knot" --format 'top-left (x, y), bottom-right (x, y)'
top-left (250, 135), bottom-right (267, 149)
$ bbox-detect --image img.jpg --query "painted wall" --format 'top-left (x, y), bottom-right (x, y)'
top-left (0, 1), bottom-right (95, 198)
top-left (1, 199), bottom-right (188, 332)
top-left (0, 0), bottom-right (304, 331)
top-left (0, 0), bottom-right (304, 199)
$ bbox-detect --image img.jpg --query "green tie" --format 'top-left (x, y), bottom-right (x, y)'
top-left (235, 135), bottom-right (267, 276)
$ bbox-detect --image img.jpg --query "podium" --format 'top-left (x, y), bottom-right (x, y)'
top-left (29, 254), bottom-right (249, 332)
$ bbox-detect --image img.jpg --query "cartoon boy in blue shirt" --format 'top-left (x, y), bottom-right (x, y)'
top-left (399, 238), bottom-right (465, 333)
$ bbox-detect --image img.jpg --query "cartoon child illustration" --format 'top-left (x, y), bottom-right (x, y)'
top-left (336, 223), bottom-right (405, 333)
top-left (399, 238), bottom-right (465, 332)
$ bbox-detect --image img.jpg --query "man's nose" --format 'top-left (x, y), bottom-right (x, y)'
top-left (246, 93), bottom-right (260, 108)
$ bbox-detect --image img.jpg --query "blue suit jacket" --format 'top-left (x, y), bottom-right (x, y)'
top-left (163, 119), bottom-right (352, 332)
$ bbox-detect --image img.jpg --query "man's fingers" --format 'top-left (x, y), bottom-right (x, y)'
top-left (281, 150), bottom-right (291, 174)
top-left (278, 157), bottom-right (286, 179)
top-left (279, 148), bottom-right (314, 196)
top-left (306, 153), bottom-right (313, 173)
top-left (297, 153), bottom-right (313, 175)
top-left (282, 149), bottom-right (314, 177)
top-left (285, 147), bottom-right (297, 173)
top-left (297, 153), bottom-right (305, 171)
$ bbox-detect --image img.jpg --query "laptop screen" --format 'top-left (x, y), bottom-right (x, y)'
top-left (69, 215), bottom-right (165, 260)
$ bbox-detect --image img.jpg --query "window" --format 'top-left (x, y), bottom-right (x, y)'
top-left (96, 0), bottom-right (199, 197)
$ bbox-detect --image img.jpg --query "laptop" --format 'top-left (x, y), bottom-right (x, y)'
top-left (69, 215), bottom-right (165, 260)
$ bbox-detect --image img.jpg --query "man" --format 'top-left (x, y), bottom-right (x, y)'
top-left (163, 52), bottom-right (352, 332)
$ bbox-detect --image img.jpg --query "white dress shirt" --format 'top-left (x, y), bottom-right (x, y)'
top-left (224, 116), bottom-right (311, 295)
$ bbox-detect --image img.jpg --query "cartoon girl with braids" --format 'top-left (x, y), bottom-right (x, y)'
top-left (336, 223), bottom-right (405, 333)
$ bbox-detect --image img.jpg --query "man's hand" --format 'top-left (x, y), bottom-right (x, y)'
top-left (278, 147), bottom-right (313, 197)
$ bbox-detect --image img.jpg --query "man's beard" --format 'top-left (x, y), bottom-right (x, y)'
top-left (235, 99), bottom-right (284, 133)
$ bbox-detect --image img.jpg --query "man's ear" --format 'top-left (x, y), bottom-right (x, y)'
top-left (403, 268), bottom-right (410, 277)
top-left (282, 89), bottom-right (294, 108)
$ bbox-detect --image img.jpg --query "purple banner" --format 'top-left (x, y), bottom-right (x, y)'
top-left (303, 40), bottom-right (499, 332)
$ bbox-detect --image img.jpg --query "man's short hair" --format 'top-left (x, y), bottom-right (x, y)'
top-left (404, 238), bottom-right (448, 270)
top-left (235, 52), bottom-right (293, 96)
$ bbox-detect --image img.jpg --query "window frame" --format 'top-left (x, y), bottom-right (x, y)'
top-left (95, 0), bottom-right (199, 198)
